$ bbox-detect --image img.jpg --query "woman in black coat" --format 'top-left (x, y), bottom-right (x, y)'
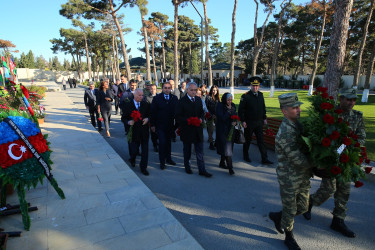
top-left (215, 92), bottom-right (237, 175)
top-left (97, 80), bottom-right (114, 137)
top-left (205, 85), bottom-right (220, 150)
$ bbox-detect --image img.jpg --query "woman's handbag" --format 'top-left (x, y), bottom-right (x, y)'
top-left (233, 124), bottom-right (245, 144)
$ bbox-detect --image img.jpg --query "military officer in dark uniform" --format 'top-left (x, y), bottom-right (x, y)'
top-left (238, 76), bottom-right (273, 165)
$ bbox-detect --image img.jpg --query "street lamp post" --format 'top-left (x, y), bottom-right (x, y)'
top-left (189, 0), bottom-right (204, 86)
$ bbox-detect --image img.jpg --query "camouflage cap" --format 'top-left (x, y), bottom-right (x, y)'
top-left (249, 76), bottom-right (263, 86)
top-left (278, 93), bottom-right (303, 108)
top-left (340, 88), bottom-right (358, 99)
top-left (145, 80), bottom-right (152, 86)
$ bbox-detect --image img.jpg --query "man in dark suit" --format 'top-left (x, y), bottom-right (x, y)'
top-left (175, 82), bottom-right (212, 178)
top-left (238, 76), bottom-right (273, 165)
top-left (68, 77), bottom-right (73, 88)
top-left (151, 81), bottom-right (178, 170)
top-left (120, 79), bottom-right (138, 132)
top-left (84, 82), bottom-right (102, 131)
top-left (119, 75), bottom-right (128, 97)
top-left (73, 77), bottom-right (77, 88)
top-left (123, 88), bottom-right (151, 176)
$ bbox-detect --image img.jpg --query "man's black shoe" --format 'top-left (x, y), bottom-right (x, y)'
top-left (185, 168), bottom-right (193, 174)
top-left (269, 212), bottom-right (284, 234)
top-left (129, 159), bottom-right (136, 167)
top-left (284, 230), bottom-right (301, 250)
top-left (141, 169), bottom-right (149, 176)
top-left (209, 142), bottom-right (215, 150)
top-left (262, 159), bottom-right (274, 165)
top-left (229, 169), bottom-right (235, 175)
top-left (330, 216), bottom-right (356, 238)
top-left (98, 128), bottom-right (103, 132)
top-left (199, 171), bottom-right (212, 178)
top-left (154, 145), bottom-right (159, 152)
top-left (303, 197), bottom-right (313, 220)
top-left (243, 155), bottom-right (252, 163)
top-left (166, 159), bottom-right (176, 165)
top-left (160, 164), bottom-right (166, 170)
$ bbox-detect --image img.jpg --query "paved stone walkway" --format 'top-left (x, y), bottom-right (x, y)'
top-left (0, 82), bottom-right (202, 250)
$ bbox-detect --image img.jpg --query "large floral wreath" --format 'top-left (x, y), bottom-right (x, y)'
top-left (301, 87), bottom-right (371, 187)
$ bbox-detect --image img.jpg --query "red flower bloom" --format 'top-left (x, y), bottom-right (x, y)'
top-left (334, 109), bottom-right (343, 114)
top-left (316, 87), bottom-right (328, 93)
top-left (230, 115), bottom-right (240, 121)
top-left (337, 118), bottom-right (343, 123)
top-left (322, 137), bottom-right (331, 147)
top-left (342, 137), bottom-right (352, 146)
top-left (359, 157), bottom-right (364, 164)
top-left (365, 159), bottom-right (371, 164)
top-left (187, 117), bottom-right (201, 127)
top-left (329, 131), bottom-right (340, 140)
top-left (354, 142), bottom-right (360, 148)
top-left (313, 91), bottom-right (318, 95)
top-left (323, 114), bottom-right (334, 124)
top-left (321, 93), bottom-right (329, 99)
top-left (320, 102), bottom-right (333, 110)
top-left (365, 167), bottom-right (372, 174)
top-left (340, 154), bottom-right (349, 163)
top-left (176, 127), bottom-right (180, 136)
top-left (354, 181), bottom-right (364, 188)
top-left (329, 96), bottom-right (334, 100)
top-left (331, 166), bottom-right (342, 175)
top-left (131, 110), bottom-right (142, 122)
top-left (204, 112), bottom-right (211, 120)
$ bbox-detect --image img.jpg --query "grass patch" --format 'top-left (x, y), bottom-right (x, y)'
top-left (233, 90), bottom-right (375, 160)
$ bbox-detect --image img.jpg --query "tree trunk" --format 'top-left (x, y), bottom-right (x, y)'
top-left (362, 42), bottom-right (375, 103)
top-left (102, 54), bottom-right (106, 78)
top-left (161, 39), bottom-right (166, 79)
top-left (203, 1), bottom-right (213, 87)
top-left (114, 36), bottom-right (120, 81)
top-left (353, 0), bottom-right (375, 88)
top-left (229, 0), bottom-right (238, 97)
top-left (151, 39), bottom-right (158, 84)
top-left (323, 0), bottom-right (353, 100)
top-left (110, 10), bottom-right (131, 78)
top-left (180, 52), bottom-right (184, 80)
top-left (308, 0), bottom-right (326, 96)
top-left (83, 33), bottom-right (91, 81)
top-left (173, 1), bottom-right (179, 89)
top-left (141, 15), bottom-right (152, 81)
top-left (252, 0), bottom-right (273, 76)
top-left (189, 43), bottom-right (192, 79)
top-left (270, 0), bottom-right (290, 97)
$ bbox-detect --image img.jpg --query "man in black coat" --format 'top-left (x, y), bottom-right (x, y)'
top-left (123, 88), bottom-right (150, 176)
top-left (146, 84), bottom-right (159, 152)
top-left (151, 81), bottom-right (178, 170)
top-left (84, 82), bottom-right (102, 131)
top-left (175, 82), bottom-right (212, 177)
top-left (238, 76), bottom-right (273, 165)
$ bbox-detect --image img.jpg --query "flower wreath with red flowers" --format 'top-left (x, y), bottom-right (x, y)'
top-left (302, 87), bottom-right (371, 186)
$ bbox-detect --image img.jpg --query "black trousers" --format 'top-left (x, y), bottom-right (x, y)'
top-left (100, 109), bottom-right (111, 131)
top-left (150, 128), bottom-right (158, 147)
top-left (88, 106), bottom-right (101, 129)
top-left (114, 96), bottom-right (120, 113)
top-left (183, 142), bottom-right (206, 173)
top-left (243, 124), bottom-right (268, 161)
top-left (129, 140), bottom-right (149, 170)
top-left (157, 129), bottom-right (171, 165)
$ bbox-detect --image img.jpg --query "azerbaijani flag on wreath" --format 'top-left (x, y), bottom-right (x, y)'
top-left (0, 116), bottom-right (49, 169)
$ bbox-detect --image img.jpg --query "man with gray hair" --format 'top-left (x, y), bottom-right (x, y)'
top-left (175, 82), bottom-right (212, 177)
top-left (84, 81), bottom-right (102, 131)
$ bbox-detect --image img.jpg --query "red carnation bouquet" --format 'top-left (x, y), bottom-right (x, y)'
top-left (127, 110), bottom-right (143, 142)
top-left (302, 87), bottom-right (371, 187)
top-left (98, 112), bottom-right (103, 122)
top-left (204, 112), bottom-right (213, 128)
top-left (187, 117), bottom-right (201, 127)
top-left (227, 115), bottom-right (240, 141)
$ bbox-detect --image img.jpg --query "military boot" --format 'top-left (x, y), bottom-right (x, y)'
top-left (284, 230), bottom-right (301, 250)
top-left (303, 196), bottom-right (313, 220)
top-left (330, 216), bottom-right (356, 238)
top-left (269, 211), bottom-right (284, 234)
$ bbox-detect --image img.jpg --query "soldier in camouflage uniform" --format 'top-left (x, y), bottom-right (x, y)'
top-left (303, 88), bottom-right (366, 238)
top-left (269, 93), bottom-right (312, 250)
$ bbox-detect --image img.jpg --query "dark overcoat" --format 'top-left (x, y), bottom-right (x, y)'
top-left (215, 102), bottom-right (237, 156)
top-left (123, 100), bottom-right (150, 143)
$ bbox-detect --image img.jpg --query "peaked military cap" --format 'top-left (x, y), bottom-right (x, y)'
top-left (340, 88), bottom-right (358, 99)
top-left (278, 93), bottom-right (303, 108)
top-left (145, 80), bottom-right (152, 86)
top-left (249, 76), bottom-right (263, 86)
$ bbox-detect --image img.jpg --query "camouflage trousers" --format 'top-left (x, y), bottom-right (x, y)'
top-left (311, 177), bottom-right (351, 219)
top-left (278, 173), bottom-right (311, 231)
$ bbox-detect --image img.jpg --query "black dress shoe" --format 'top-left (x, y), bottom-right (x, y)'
top-left (262, 159), bottom-right (274, 165)
top-left (141, 169), bottom-right (149, 176)
top-left (199, 171), bottom-right (212, 178)
top-left (185, 168), bottom-right (193, 174)
top-left (98, 128), bottom-right (103, 132)
top-left (166, 159), bottom-right (176, 165)
top-left (129, 159), bottom-right (135, 167)
top-left (229, 169), bottom-right (235, 175)
top-left (160, 164), bottom-right (166, 170)
top-left (243, 156), bottom-right (252, 162)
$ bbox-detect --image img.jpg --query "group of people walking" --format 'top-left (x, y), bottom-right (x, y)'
top-left (83, 76), bottom-right (366, 250)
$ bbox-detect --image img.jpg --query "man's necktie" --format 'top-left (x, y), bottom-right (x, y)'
top-left (165, 95), bottom-right (169, 100)
top-left (191, 97), bottom-right (195, 102)
top-left (137, 102), bottom-right (140, 109)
